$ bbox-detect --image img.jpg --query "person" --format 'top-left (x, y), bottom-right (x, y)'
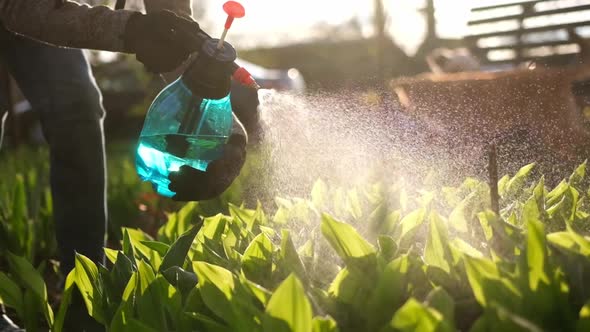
top-left (0, 0), bottom-right (256, 330)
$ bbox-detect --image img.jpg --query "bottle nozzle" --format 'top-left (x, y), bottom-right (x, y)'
top-left (232, 66), bottom-right (261, 90)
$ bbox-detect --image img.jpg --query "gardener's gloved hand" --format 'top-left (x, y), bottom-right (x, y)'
top-left (123, 10), bottom-right (207, 73)
top-left (230, 80), bottom-right (262, 142)
top-left (168, 134), bottom-right (247, 201)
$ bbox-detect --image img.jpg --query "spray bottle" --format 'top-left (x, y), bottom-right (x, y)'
top-left (135, 1), bottom-right (259, 197)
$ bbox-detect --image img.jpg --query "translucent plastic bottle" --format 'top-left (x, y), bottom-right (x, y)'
top-left (135, 39), bottom-right (236, 197)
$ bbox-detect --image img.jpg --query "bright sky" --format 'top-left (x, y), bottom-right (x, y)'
top-left (201, 0), bottom-right (475, 55)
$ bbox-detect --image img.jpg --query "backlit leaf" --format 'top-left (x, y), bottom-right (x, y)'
top-left (321, 214), bottom-right (376, 270)
top-left (74, 253), bottom-right (104, 324)
top-left (0, 272), bottom-right (23, 316)
top-left (424, 213), bottom-right (451, 274)
top-left (264, 274), bottom-right (312, 332)
top-left (397, 209), bottom-right (426, 244)
top-left (312, 316), bottom-right (339, 332)
top-left (241, 233), bottom-right (274, 284)
top-left (311, 179), bottom-right (328, 209)
top-left (526, 217), bottom-right (549, 291)
top-left (159, 224), bottom-right (200, 273)
top-left (503, 163), bottom-right (535, 199)
top-left (388, 298), bottom-right (453, 332)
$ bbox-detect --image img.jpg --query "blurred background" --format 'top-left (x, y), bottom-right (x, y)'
top-left (3, 0), bottom-right (590, 239)
top-left (2, 0), bottom-right (590, 271)
top-left (4, 0), bottom-right (590, 145)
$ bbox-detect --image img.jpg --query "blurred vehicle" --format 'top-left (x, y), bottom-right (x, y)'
top-left (235, 58), bottom-right (306, 93)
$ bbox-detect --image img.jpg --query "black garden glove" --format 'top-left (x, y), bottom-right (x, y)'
top-left (122, 10), bottom-right (208, 73)
top-left (168, 134), bottom-right (247, 201)
top-left (230, 80), bottom-right (262, 142)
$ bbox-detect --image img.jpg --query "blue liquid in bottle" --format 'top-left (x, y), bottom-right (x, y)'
top-left (135, 78), bottom-right (233, 197)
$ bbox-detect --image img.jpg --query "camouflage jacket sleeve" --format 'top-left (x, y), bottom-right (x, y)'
top-left (143, 0), bottom-right (192, 19)
top-left (0, 0), bottom-right (135, 51)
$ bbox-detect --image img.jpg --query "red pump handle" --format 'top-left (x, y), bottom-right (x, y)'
top-left (223, 1), bottom-right (245, 29)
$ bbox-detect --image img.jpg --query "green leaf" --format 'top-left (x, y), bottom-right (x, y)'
top-left (522, 183), bottom-right (544, 225)
top-left (311, 179), bottom-right (328, 209)
top-left (264, 274), bottom-right (312, 332)
top-left (53, 271), bottom-right (75, 332)
top-left (22, 288), bottom-right (39, 332)
top-left (547, 230), bottom-right (590, 256)
top-left (159, 224), bottom-right (200, 273)
top-left (124, 228), bottom-right (155, 255)
top-left (366, 255), bottom-right (409, 330)
top-left (477, 210), bottom-right (521, 257)
top-left (193, 261), bottom-right (260, 331)
top-left (105, 248), bottom-right (119, 264)
top-left (7, 252), bottom-right (46, 301)
top-left (111, 251), bottom-right (135, 291)
top-left (569, 161), bottom-right (587, 188)
top-left (109, 271), bottom-right (138, 331)
top-left (136, 260), bottom-right (168, 331)
top-left (162, 266), bottom-right (198, 295)
top-left (184, 312), bottom-right (232, 332)
top-left (321, 214), bottom-right (376, 269)
top-left (197, 214), bottom-right (228, 250)
top-left (449, 239), bottom-right (483, 264)
top-left (463, 255), bottom-right (522, 312)
top-left (128, 318), bottom-right (160, 332)
top-left (298, 240), bottom-right (314, 258)
top-left (448, 192), bottom-right (476, 233)
top-left (312, 316), bottom-right (340, 332)
top-left (503, 163), bottom-right (535, 198)
top-left (140, 241), bottom-right (170, 257)
top-left (10, 175), bottom-right (27, 251)
top-left (137, 259), bottom-right (156, 294)
top-left (73, 253), bottom-right (105, 324)
top-left (498, 175), bottom-right (510, 196)
top-left (397, 209), bottom-right (426, 245)
top-left (122, 229), bottom-right (138, 269)
top-left (280, 230), bottom-right (307, 282)
top-left (377, 235), bottom-right (397, 262)
top-left (381, 211), bottom-right (402, 236)
top-left (477, 212), bottom-right (494, 242)
top-left (425, 287), bottom-right (455, 325)
top-left (239, 274), bottom-right (272, 306)
top-left (7, 252), bottom-right (53, 326)
top-left (424, 213), bottom-right (451, 274)
top-left (346, 189), bottom-right (363, 219)
top-left (388, 298), bottom-right (453, 332)
top-left (229, 203), bottom-right (259, 232)
top-left (547, 181), bottom-right (570, 207)
top-left (578, 301), bottom-right (590, 332)
top-left (159, 202), bottom-right (199, 243)
top-left (273, 206), bottom-right (290, 225)
top-left (328, 267), bottom-right (367, 309)
top-left (0, 272), bottom-right (23, 317)
top-left (493, 303), bottom-right (545, 332)
top-left (526, 217), bottom-right (549, 291)
top-left (242, 233), bottom-right (274, 284)
top-left (462, 255), bottom-right (500, 306)
top-left (367, 204), bottom-right (389, 235)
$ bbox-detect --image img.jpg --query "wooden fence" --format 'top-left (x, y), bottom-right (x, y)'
top-left (466, 0), bottom-right (590, 66)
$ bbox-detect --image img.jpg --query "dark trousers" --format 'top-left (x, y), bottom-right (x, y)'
top-left (1, 29), bottom-right (107, 331)
top-left (0, 31), bottom-right (107, 275)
